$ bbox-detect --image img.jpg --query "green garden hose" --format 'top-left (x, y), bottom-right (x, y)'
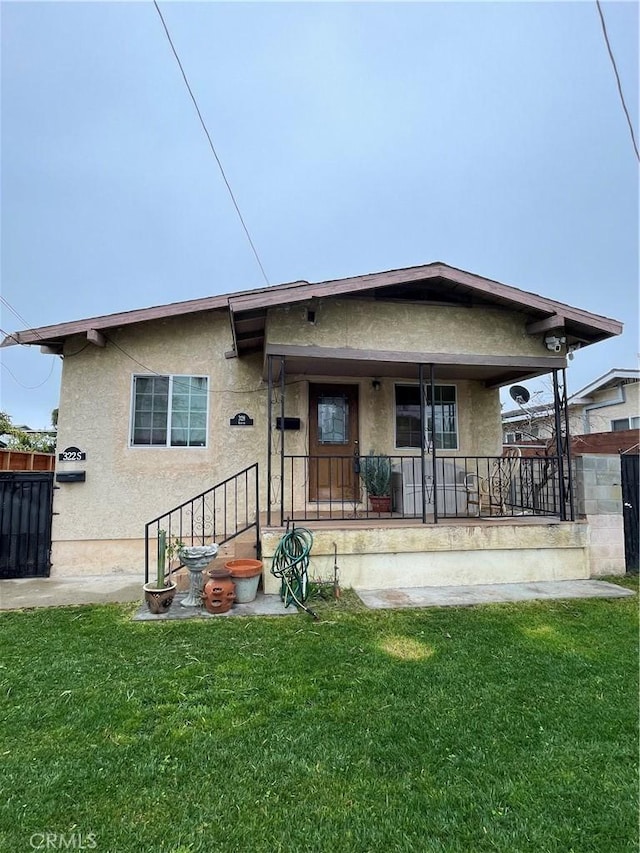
top-left (270, 525), bottom-right (318, 619)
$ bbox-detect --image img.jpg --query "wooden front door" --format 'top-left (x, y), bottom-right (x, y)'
top-left (308, 383), bottom-right (359, 501)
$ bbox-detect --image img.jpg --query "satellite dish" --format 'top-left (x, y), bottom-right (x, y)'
top-left (509, 385), bottom-right (531, 405)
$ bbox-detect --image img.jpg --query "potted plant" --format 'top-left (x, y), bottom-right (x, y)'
top-left (143, 529), bottom-right (178, 614)
top-left (359, 451), bottom-right (392, 513)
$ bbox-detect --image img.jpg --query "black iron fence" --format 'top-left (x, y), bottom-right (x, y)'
top-left (144, 463), bottom-right (260, 584)
top-left (274, 454), bottom-right (562, 524)
top-left (0, 471), bottom-right (54, 579)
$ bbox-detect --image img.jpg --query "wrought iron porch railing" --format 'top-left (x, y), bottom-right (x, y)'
top-left (275, 454), bottom-right (563, 524)
top-left (144, 463), bottom-right (260, 584)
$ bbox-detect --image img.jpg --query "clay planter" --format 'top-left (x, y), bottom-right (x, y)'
top-left (203, 569), bottom-right (236, 614)
top-left (369, 495), bottom-right (391, 513)
top-left (143, 582), bottom-right (177, 614)
top-left (225, 559), bottom-right (263, 603)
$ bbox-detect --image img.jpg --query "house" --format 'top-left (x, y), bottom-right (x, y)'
top-left (502, 368), bottom-right (640, 444)
top-left (0, 262), bottom-right (625, 588)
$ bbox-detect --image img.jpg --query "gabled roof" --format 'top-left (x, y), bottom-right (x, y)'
top-left (502, 367), bottom-right (639, 423)
top-left (1, 262), bottom-right (622, 357)
top-left (569, 368), bottom-right (639, 402)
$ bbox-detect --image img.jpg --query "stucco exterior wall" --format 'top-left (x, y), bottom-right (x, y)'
top-left (51, 301), bottom-right (522, 575)
top-left (266, 299), bottom-right (553, 358)
top-left (53, 311), bottom-right (267, 572)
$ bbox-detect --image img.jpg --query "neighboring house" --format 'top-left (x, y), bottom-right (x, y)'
top-left (0, 262), bottom-right (625, 588)
top-left (503, 368), bottom-right (640, 444)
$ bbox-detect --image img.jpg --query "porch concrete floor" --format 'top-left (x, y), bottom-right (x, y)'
top-left (262, 513), bottom-right (567, 530)
top-left (355, 579), bottom-right (635, 609)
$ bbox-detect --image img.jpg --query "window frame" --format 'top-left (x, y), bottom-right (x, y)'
top-left (394, 382), bottom-right (459, 451)
top-left (129, 374), bottom-right (209, 449)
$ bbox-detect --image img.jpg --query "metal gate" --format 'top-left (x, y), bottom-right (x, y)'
top-left (0, 472), bottom-right (54, 579)
top-left (621, 453), bottom-right (639, 573)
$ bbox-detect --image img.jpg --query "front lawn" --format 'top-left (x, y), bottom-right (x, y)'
top-left (1, 578), bottom-right (637, 852)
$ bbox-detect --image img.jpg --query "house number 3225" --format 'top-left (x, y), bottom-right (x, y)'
top-left (58, 446), bottom-right (86, 462)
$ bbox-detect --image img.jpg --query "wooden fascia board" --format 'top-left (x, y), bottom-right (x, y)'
top-left (0, 297), bottom-right (230, 347)
top-left (1, 262), bottom-right (622, 350)
top-left (232, 264), bottom-right (622, 338)
top-left (431, 266), bottom-right (622, 335)
top-left (265, 342), bottom-right (566, 371)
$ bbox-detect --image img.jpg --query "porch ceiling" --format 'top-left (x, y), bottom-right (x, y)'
top-left (264, 343), bottom-right (565, 388)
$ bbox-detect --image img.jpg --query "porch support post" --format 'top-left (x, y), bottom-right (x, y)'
top-left (562, 368), bottom-right (575, 521)
top-left (552, 369), bottom-right (567, 521)
top-left (267, 355), bottom-right (273, 527)
top-left (280, 355), bottom-right (286, 527)
top-left (430, 363), bottom-right (438, 524)
top-left (419, 364), bottom-right (427, 524)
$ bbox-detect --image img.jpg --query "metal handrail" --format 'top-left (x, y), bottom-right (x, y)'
top-left (144, 463), bottom-right (260, 584)
top-left (274, 454), bottom-right (562, 523)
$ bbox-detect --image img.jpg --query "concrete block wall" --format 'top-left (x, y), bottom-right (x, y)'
top-left (573, 454), bottom-right (626, 576)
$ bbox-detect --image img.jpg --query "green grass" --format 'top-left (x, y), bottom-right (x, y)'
top-left (1, 577), bottom-right (637, 853)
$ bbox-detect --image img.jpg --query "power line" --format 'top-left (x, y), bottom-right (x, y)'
top-left (0, 326), bottom-right (22, 346)
top-left (0, 359), bottom-right (56, 390)
top-left (0, 296), bottom-right (48, 345)
top-left (595, 0), bottom-right (639, 162)
top-left (102, 332), bottom-right (303, 395)
top-left (152, 1), bottom-right (270, 285)
top-left (0, 295), bottom-right (32, 329)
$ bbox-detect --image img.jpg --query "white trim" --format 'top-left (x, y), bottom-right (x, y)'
top-left (128, 373), bottom-right (210, 449)
top-left (569, 368), bottom-right (640, 402)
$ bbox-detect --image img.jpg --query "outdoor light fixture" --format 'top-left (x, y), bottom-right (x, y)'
top-left (372, 379), bottom-right (381, 391)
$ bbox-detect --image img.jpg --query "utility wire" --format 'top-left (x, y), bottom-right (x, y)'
top-left (0, 295), bottom-right (32, 329)
top-left (595, 0), bottom-right (639, 162)
top-left (0, 296), bottom-right (48, 344)
top-left (0, 359), bottom-right (56, 390)
top-left (152, 1), bottom-right (270, 285)
top-left (102, 332), bottom-right (303, 396)
top-left (0, 326), bottom-right (22, 346)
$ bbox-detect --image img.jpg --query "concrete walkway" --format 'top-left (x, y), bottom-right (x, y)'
top-left (356, 579), bottom-right (635, 609)
top-left (0, 574), bottom-right (294, 617)
top-left (0, 575), bottom-right (634, 613)
top-left (0, 574), bottom-right (143, 610)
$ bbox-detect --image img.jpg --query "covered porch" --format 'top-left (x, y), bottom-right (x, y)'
top-left (263, 346), bottom-right (575, 528)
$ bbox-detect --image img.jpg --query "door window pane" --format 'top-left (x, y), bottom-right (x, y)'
top-left (318, 396), bottom-right (349, 444)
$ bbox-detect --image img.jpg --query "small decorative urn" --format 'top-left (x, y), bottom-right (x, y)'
top-left (178, 544), bottom-right (219, 607)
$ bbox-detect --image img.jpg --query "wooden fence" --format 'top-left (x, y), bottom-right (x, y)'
top-left (0, 449), bottom-right (56, 472)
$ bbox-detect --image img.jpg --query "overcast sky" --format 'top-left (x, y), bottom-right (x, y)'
top-left (1, 0), bottom-right (638, 429)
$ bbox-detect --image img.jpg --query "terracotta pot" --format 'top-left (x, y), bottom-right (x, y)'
top-left (225, 559), bottom-right (263, 603)
top-left (203, 572), bottom-right (236, 614)
top-left (143, 582), bottom-right (177, 614)
top-left (369, 495), bottom-right (391, 513)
